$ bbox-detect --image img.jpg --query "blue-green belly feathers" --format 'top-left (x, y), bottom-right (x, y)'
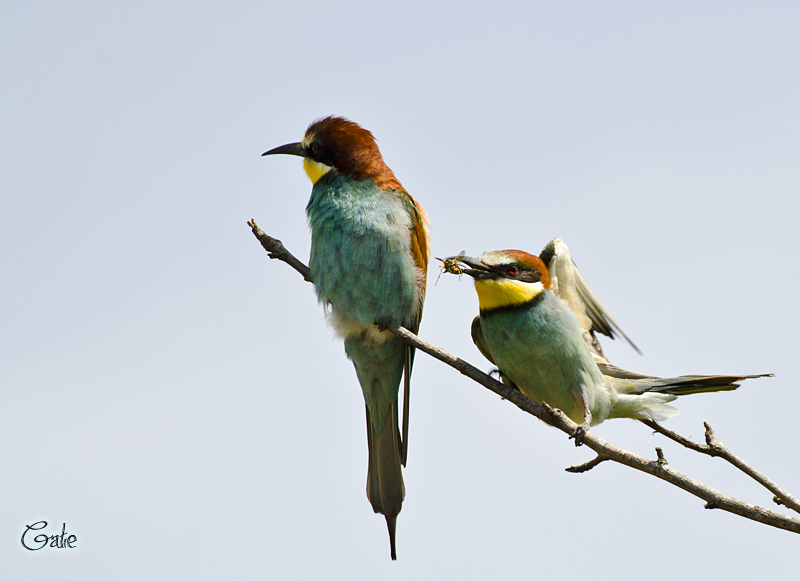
top-left (481, 292), bottom-right (605, 423)
top-left (307, 174), bottom-right (422, 334)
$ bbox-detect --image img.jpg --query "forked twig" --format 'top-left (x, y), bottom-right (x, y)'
top-left (641, 419), bottom-right (800, 514)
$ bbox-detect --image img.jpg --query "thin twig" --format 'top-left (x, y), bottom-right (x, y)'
top-left (641, 419), bottom-right (800, 514)
top-left (566, 455), bottom-right (609, 473)
top-left (249, 224), bottom-right (800, 535)
top-left (248, 219), bottom-right (312, 282)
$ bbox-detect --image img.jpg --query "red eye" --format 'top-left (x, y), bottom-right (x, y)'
top-left (508, 265), bottom-right (519, 275)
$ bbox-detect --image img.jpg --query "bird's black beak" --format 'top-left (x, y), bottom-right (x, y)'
top-left (262, 142), bottom-right (306, 157)
top-left (439, 253), bottom-right (495, 280)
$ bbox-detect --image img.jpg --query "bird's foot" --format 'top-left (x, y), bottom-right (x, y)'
top-left (373, 316), bottom-right (395, 332)
top-left (570, 423), bottom-right (590, 447)
top-left (569, 398), bottom-right (592, 447)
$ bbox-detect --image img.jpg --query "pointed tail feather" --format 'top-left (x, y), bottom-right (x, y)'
top-left (366, 403), bottom-right (404, 560)
top-left (639, 373), bottom-right (773, 396)
top-left (607, 373), bottom-right (771, 421)
top-left (385, 515), bottom-right (398, 561)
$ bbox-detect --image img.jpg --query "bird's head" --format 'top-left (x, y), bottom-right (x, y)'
top-left (444, 250), bottom-right (551, 312)
top-left (262, 116), bottom-right (403, 190)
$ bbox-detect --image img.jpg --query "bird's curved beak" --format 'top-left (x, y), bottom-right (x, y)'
top-left (262, 142), bottom-right (306, 157)
top-left (439, 254), bottom-right (495, 280)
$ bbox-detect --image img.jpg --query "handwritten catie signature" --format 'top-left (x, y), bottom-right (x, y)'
top-left (21, 521), bottom-right (77, 550)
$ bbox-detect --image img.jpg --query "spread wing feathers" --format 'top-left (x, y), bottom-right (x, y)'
top-left (366, 403), bottom-right (405, 561)
top-left (614, 373), bottom-right (773, 396)
top-left (540, 238), bottom-right (641, 357)
top-left (400, 192), bottom-right (430, 467)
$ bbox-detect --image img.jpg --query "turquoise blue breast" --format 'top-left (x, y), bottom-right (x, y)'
top-left (306, 173), bottom-right (420, 329)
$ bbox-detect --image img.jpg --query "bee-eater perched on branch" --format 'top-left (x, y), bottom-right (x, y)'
top-left (263, 117), bottom-right (429, 560)
top-left (442, 249), bottom-right (769, 431)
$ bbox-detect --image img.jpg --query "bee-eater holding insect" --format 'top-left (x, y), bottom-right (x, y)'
top-left (263, 117), bottom-right (429, 560)
top-left (441, 249), bottom-right (768, 433)
top-left (442, 238), bottom-right (639, 369)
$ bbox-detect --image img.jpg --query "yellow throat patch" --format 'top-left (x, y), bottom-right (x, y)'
top-left (474, 279), bottom-right (545, 311)
top-left (303, 158), bottom-right (333, 185)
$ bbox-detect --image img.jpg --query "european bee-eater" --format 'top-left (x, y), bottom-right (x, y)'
top-left (262, 117), bottom-right (429, 559)
top-left (444, 249), bottom-right (767, 429)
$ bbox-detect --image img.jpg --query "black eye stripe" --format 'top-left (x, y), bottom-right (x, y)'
top-left (495, 263), bottom-right (542, 283)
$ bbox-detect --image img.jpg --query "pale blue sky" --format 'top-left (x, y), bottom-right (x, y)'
top-left (2, 2), bottom-right (799, 579)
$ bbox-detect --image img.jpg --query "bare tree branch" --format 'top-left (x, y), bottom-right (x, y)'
top-left (641, 419), bottom-right (800, 514)
top-left (248, 219), bottom-right (312, 282)
top-left (249, 222), bottom-right (800, 535)
top-left (386, 321), bottom-right (800, 534)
